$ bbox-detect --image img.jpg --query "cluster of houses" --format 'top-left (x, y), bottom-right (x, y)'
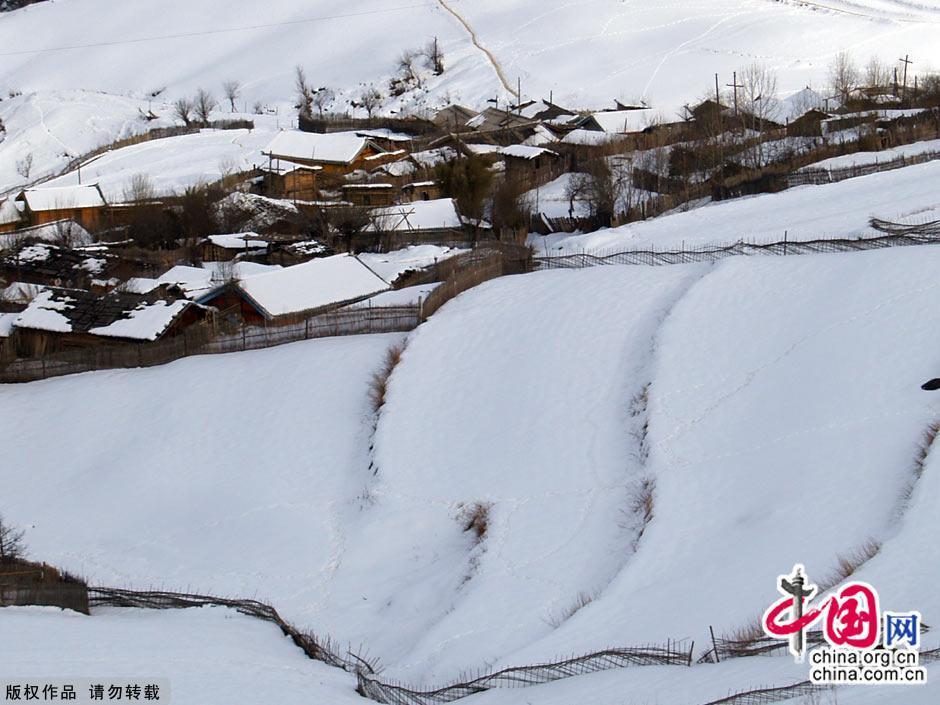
top-left (1, 84), bottom-right (932, 361)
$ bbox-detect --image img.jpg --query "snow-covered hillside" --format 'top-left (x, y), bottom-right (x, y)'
top-left (1, 0), bottom-right (939, 193)
top-left (536, 159), bottom-right (940, 254)
top-left (3, 244), bottom-right (940, 700)
top-left (2, 0), bottom-right (938, 112)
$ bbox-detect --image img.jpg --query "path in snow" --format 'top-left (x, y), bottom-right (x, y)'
top-left (435, 0), bottom-right (518, 98)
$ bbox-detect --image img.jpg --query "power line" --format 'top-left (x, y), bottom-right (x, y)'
top-left (0, 2), bottom-right (437, 57)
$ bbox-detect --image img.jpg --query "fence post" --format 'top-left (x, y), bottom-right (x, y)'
top-left (710, 625), bottom-right (720, 663)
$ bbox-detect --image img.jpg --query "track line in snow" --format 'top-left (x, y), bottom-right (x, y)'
top-left (435, 0), bottom-right (519, 99)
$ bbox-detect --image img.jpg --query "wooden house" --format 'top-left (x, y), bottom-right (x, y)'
top-left (400, 181), bottom-right (441, 203)
top-left (200, 233), bottom-right (269, 262)
top-left (0, 199), bottom-right (25, 234)
top-left (15, 185), bottom-right (108, 232)
top-left (1, 242), bottom-right (117, 290)
top-left (260, 162), bottom-right (322, 201)
top-left (358, 197), bottom-right (487, 251)
top-left (787, 109), bottom-right (831, 137)
top-left (262, 130), bottom-right (389, 179)
top-left (500, 145), bottom-right (564, 188)
top-left (212, 254), bottom-right (389, 325)
top-left (433, 105), bottom-right (477, 131)
top-left (341, 183), bottom-right (397, 207)
top-left (11, 286), bottom-right (209, 356)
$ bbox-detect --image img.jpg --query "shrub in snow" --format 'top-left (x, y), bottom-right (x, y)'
top-left (368, 342), bottom-right (405, 415)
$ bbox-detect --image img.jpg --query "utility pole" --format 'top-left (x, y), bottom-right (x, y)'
top-left (899, 54), bottom-right (913, 100)
top-left (726, 71), bottom-right (743, 117)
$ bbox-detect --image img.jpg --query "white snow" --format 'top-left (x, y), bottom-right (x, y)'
top-left (12, 288), bottom-right (74, 333)
top-left (500, 144), bottom-right (557, 160)
top-left (0, 333), bottom-right (403, 624)
top-left (20, 185), bottom-right (106, 211)
top-left (357, 244), bottom-right (467, 282)
top-left (264, 131), bottom-right (374, 165)
top-left (346, 282), bottom-right (439, 309)
top-left (799, 138), bottom-right (940, 172)
top-left (0, 312), bottom-right (17, 337)
top-left (206, 232), bottom-right (267, 251)
top-left (0, 606), bottom-right (364, 705)
top-left (42, 129), bottom-right (273, 201)
top-left (367, 198), bottom-right (464, 232)
top-left (237, 254), bottom-right (389, 317)
top-left (538, 159), bottom-right (940, 254)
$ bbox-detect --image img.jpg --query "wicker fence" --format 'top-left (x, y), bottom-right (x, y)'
top-left (534, 229), bottom-right (940, 270)
top-left (85, 586), bottom-right (691, 705)
top-left (0, 305), bottom-right (421, 383)
top-left (786, 149), bottom-right (940, 187)
top-left (357, 641), bottom-right (693, 705)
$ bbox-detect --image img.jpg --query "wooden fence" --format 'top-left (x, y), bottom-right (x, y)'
top-left (0, 305), bottom-right (421, 383)
top-left (86, 586), bottom-right (690, 705)
top-left (786, 149), bottom-right (940, 187)
top-left (534, 229), bottom-right (940, 270)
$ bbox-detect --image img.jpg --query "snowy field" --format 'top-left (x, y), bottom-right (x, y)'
top-left (0, 334), bottom-right (403, 618)
top-left (0, 606), bottom-right (363, 705)
top-left (799, 138), bottom-right (940, 172)
top-left (40, 128), bottom-right (273, 201)
top-left (536, 159), bottom-right (940, 254)
top-left (3, 245), bottom-right (940, 701)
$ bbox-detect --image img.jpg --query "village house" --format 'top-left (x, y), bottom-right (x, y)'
top-left (200, 232), bottom-right (269, 262)
top-left (15, 184), bottom-right (108, 232)
top-left (206, 254), bottom-right (389, 325)
top-left (0, 199), bottom-right (25, 234)
top-left (500, 145), bottom-right (564, 188)
top-left (10, 286), bottom-right (209, 356)
top-left (0, 241), bottom-right (116, 291)
top-left (259, 161), bottom-right (322, 201)
top-left (359, 197), bottom-right (487, 251)
top-left (262, 130), bottom-right (390, 180)
top-left (400, 181), bottom-right (441, 203)
top-left (340, 183), bottom-right (397, 207)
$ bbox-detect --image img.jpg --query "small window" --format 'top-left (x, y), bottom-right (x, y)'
top-left (364, 194), bottom-right (372, 206)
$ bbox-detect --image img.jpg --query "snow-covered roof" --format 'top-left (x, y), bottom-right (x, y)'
top-left (156, 265), bottom-right (216, 299)
top-left (367, 198), bottom-right (463, 232)
top-left (522, 124), bottom-right (559, 147)
top-left (206, 233), bottom-right (268, 250)
top-left (0, 312), bottom-right (19, 338)
top-left (236, 254), bottom-right (389, 318)
top-left (341, 183), bottom-right (394, 189)
top-left (0, 199), bottom-right (24, 226)
top-left (410, 147), bottom-right (457, 169)
top-left (263, 131), bottom-right (377, 165)
top-left (561, 129), bottom-right (620, 146)
top-left (20, 185), bottom-right (106, 212)
top-left (346, 282), bottom-right (440, 309)
top-left (355, 129), bottom-right (412, 143)
top-left (500, 144), bottom-right (558, 160)
top-left (464, 144), bottom-right (503, 156)
top-left (88, 299), bottom-right (192, 341)
top-left (591, 109), bottom-right (653, 134)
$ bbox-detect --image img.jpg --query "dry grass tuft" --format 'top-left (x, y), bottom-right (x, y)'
top-left (458, 502), bottom-right (492, 542)
top-left (820, 538), bottom-right (882, 590)
top-left (368, 342), bottom-right (405, 414)
top-left (548, 591), bottom-right (597, 628)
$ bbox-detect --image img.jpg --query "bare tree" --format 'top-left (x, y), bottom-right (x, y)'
top-left (295, 65), bottom-right (314, 114)
top-left (397, 49), bottom-right (422, 88)
top-left (194, 88), bottom-right (217, 125)
top-left (222, 80), bottom-right (241, 112)
top-left (360, 85), bottom-right (382, 118)
top-left (0, 513), bottom-right (26, 563)
top-left (311, 87), bottom-right (335, 119)
top-left (173, 97), bottom-right (194, 126)
top-left (123, 173), bottom-right (156, 204)
top-left (566, 159), bottom-right (633, 229)
top-left (829, 51), bottom-right (860, 104)
top-left (15, 152), bottom-right (33, 179)
top-left (865, 57), bottom-right (890, 91)
top-left (739, 62), bottom-right (779, 168)
top-left (424, 37), bottom-right (445, 75)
